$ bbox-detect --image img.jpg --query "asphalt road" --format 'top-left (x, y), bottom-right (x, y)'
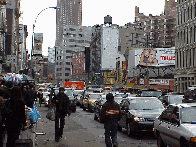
top-left (35, 105), bottom-right (158, 147)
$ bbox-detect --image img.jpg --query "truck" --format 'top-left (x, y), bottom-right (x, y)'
top-left (64, 81), bottom-right (84, 90)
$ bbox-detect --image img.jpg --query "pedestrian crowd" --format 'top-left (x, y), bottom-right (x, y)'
top-left (0, 81), bottom-right (37, 147)
top-left (0, 80), bottom-right (121, 147)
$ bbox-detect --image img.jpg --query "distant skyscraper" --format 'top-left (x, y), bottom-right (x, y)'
top-left (56, 0), bottom-right (82, 47)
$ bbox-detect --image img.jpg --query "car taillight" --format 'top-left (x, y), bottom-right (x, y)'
top-left (190, 137), bottom-right (196, 142)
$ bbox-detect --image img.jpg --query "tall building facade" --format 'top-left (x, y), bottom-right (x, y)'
top-left (55, 0), bottom-right (83, 85)
top-left (134, 0), bottom-right (177, 48)
top-left (56, 0), bottom-right (82, 47)
top-left (55, 25), bottom-right (92, 85)
top-left (175, 0), bottom-right (196, 93)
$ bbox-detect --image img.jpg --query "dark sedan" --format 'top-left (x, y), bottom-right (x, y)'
top-left (118, 97), bottom-right (164, 136)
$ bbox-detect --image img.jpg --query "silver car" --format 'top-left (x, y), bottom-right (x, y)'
top-left (154, 103), bottom-right (196, 147)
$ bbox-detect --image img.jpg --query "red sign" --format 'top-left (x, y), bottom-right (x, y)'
top-left (64, 81), bottom-right (84, 90)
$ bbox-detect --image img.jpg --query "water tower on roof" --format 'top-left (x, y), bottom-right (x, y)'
top-left (104, 15), bottom-right (112, 25)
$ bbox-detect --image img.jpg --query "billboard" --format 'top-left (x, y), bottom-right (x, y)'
top-left (34, 33), bottom-right (43, 55)
top-left (135, 48), bottom-right (175, 67)
top-left (101, 26), bottom-right (119, 70)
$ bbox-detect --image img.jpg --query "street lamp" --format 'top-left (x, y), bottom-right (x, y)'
top-left (31, 7), bottom-right (58, 78)
top-left (31, 7), bottom-right (58, 57)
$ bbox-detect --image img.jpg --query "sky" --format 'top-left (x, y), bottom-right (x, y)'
top-left (20, 0), bottom-right (167, 56)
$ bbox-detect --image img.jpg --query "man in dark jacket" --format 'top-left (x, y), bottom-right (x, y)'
top-left (52, 87), bottom-right (70, 142)
top-left (25, 83), bottom-right (37, 108)
top-left (101, 93), bottom-right (121, 147)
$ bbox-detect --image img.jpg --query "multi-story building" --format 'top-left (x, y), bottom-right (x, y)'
top-left (72, 51), bottom-right (85, 80)
top-left (119, 23), bottom-right (145, 55)
top-left (5, 0), bottom-right (21, 73)
top-left (134, 0), bottom-right (177, 48)
top-left (55, 0), bottom-right (83, 85)
top-left (18, 24), bottom-right (28, 70)
top-left (47, 47), bottom-right (55, 80)
top-left (56, 0), bottom-right (82, 48)
top-left (0, 1), bottom-right (7, 74)
top-left (55, 25), bottom-right (92, 84)
top-left (48, 47), bottom-right (55, 63)
top-left (175, 0), bottom-right (196, 93)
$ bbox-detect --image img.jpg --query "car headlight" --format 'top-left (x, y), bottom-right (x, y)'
top-left (190, 137), bottom-right (196, 142)
top-left (134, 117), bottom-right (145, 122)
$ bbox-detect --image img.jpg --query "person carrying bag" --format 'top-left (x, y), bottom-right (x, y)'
top-left (52, 87), bottom-right (70, 142)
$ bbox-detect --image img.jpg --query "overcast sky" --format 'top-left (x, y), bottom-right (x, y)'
top-left (20, 0), bottom-right (167, 56)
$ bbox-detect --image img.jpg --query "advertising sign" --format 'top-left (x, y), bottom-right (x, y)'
top-left (149, 79), bottom-right (169, 85)
top-left (34, 33), bottom-right (43, 55)
top-left (64, 81), bottom-right (84, 90)
top-left (101, 26), bottom-right (119, 70)
top-left (135, 48), bottom-right (175, 67)
top-left (104, 72), bottom-right (115, 85)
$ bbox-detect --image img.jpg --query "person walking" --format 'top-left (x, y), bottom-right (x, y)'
top-left (37, 89), bottom-right (43, 107)
top-left (25, 83), bottom-right (37, 108)
top-left (3, 86), bottom-right (27, 147)
top-left (0, 88), bottom-right (5, 147)
top-left (52, 87), bottom-right (70, 142)
top-left (100, 93), bottom-right (122, 147)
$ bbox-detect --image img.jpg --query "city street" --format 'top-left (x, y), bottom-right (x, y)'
top-left (35, 105), bottom-right (157, 147)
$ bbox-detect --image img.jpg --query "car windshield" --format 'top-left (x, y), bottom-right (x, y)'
top-left (89, 94), bottom-right (101, 100)
top-left (65, 90), bottom-right (73, 96)
top-left (73, 90), bottom-right (83, 95)
top-left (141, 91), bottom-right (162, 97)
top-left (129, 98), bottom-right (164, 110)
top-left (181, 107), bottom-right (196, 123)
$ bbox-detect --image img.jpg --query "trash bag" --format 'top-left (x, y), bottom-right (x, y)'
top-left (46, 107), bottom-right (55, 121)
top-left (29, 104), bottom-right (41, 124)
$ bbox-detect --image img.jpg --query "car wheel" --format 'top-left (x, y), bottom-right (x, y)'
top-left (94, 114), bottom-right (98, 120)
top-left (118, 125), bottom-right (122, 131)
top-left (180, 138), bottom-right (189, 147)
top-left (127, 123), bottom-right (132, 136)
top-left (157, 133), bottom-right (167, 147)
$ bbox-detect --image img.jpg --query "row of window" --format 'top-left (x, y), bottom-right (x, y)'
top-left (56, 62), bottom-right (72, 65)
top-left (177, 25), bottom-right (196, 47)
top-left (56, 73), bottom-right (70, 77)
top-left (176, 48), bottom-right (196, 69)
top-left (177, 3), bottom-right (196, 25)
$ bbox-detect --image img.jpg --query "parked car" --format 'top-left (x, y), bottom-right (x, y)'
top-left (158, 94), bottom-right (184, 107)
top-left (43, 91), bottom-right (50, 107)
top-left (118, 97), bottom-right (164, 136)
top-left (73, 90), bottom-right (84, 106)
top-left (154, 103), bottom-right (196, 147)
top-left (64, 88), bottom-right (76, 112)
top-left (83, 93), bottom-right (103, 112)
top-left (136, 89), bottom-right (162, 97)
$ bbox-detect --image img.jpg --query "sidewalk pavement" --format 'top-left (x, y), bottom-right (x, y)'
top-left (35, 105), bottom-right (105, 147)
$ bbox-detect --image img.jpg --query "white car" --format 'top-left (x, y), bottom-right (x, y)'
top-left (154, 103), bottom-right (196, 147)
top-left (43, 92), bottom-right (50, 107)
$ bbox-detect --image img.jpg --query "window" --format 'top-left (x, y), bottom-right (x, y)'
top-left (65, 68), bottom-right (70, 70)
top-left (66, 50), bottom-right (72, 53)
top-left (65, 73), bottom-right (69, 76)
top-left (66, 62), bottom-right (70, 65)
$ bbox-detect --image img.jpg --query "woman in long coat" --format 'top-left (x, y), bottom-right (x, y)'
top-left (3, 86), bottom-right (27, 147)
